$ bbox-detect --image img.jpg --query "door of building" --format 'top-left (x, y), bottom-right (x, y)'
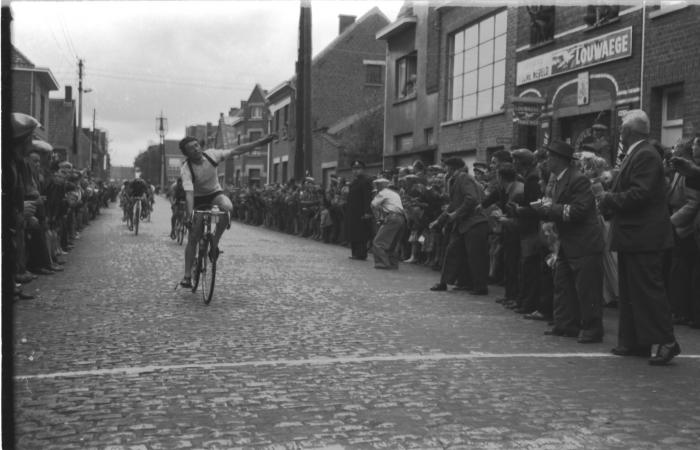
top-left (559, 112), bottom-right (598, 152)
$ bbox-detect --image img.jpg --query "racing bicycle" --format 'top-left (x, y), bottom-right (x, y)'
top-left (189, 205), bottom-right (228, 304)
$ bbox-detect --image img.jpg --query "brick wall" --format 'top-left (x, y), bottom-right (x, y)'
top-left (438, 6), bottom-right (516, 162)
top-left (644, 5), bottom-right (700, 138)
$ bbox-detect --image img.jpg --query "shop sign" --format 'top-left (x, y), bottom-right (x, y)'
top-left (517, 27), bottom-right (632, 86)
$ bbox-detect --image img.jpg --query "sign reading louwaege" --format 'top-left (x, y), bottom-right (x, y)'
top-left (517, 27), bottom-right (632, 86)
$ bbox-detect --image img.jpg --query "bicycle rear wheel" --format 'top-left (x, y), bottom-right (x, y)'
top-left (133, 202), bottom-right (140, 235)
top-left (200, 236), bottom-right (216, 304)
top-left (177, 215), bottom-right (186, 245)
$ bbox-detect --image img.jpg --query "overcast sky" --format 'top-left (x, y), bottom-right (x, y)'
top-left (10, 0), bottom-right (405, 166)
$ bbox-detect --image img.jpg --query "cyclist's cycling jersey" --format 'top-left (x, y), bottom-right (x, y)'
top-left (180, 149), bottom-right (226, 197)
top-left (129, 178), bottom-right (150, 197)
top-left (169, 183), bottom-right (187, 202)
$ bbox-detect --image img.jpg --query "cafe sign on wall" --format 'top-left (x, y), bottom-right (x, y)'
top-left (517, 27), bottom-right (632, 86)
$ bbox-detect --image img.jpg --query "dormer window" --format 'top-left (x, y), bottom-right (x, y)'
top-left (584, 5), bottom-right (620, 28)
top-left (250, 105), bottom-right (263, 119)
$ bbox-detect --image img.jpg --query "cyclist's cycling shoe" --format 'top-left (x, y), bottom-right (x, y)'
top-left (170, 231), bottom-right (176, 239)
top-left (180, 277), bottom-right (193, 288)
top-left (209, 246), bottom-right (221, 262)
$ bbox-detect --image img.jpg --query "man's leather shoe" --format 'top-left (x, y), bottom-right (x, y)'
top-left (430, 283), bottom-right (447, 291)
top-left (15, 273), bottom-right (34, 284)
top-left (577, 333), bottom-right (603, 344)
top-left (49, 264), bottom-right (64, 272)
top-left (524, 311), bottom-right (549, 321)
top-left (452, 285), bottom-right (473, 291)
top-left (16, 291), bottom-right (35, 300)
top-left (544, 328), bottom-right (578, 337)
top-left (649, 341), bottom-right (681, 366)
top-left (468, 289), bottom-right (489, 296)
top-left (34, 268), bottom-right (54, 276)
top-left (610, 346), bottom-right (651, 357)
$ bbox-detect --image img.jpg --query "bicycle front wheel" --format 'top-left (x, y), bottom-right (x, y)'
top-left (133, 202), bottom-right (141, 235)
top-left (200, 236), bottom-right (216, 305)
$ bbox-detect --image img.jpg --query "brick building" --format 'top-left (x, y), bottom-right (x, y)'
top-left (215, 84), bottom-right (271, 187)
top-left (267, 8), bottom-right (389, 186)
top-left (379, 3), bottom-right (518, 169)
top-left (11, 46), bottom-right (59, 142)
top-left (513, 4), bottom-right (700, 159)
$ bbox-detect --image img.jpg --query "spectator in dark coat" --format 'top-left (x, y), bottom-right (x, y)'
top-left (533, 141), bottom-right (605, 343)
top-left (345, 160), bottom-right (374, 260)
top-left (599, 110), bottom-right (680, 365)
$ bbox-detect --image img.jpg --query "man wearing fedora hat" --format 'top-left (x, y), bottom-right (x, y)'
top-left (532, 140), bottom-right (605, 343)
top-left (599, 109), bottom-right (680, 365)
top-left (346, 160), bottom-right (374, 260)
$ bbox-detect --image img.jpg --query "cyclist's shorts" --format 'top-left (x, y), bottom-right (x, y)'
top-left (194, 191), bottom-right (225, 210)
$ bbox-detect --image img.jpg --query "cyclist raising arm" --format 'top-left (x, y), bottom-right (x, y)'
top-left (178, 134), bottom-right (276, 288)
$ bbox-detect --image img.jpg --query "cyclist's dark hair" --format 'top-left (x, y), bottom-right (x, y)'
top-left (179, 136), bottom-right (198, 153)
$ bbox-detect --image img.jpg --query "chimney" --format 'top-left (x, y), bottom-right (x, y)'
top-left (65, 86), bottom-right (73, 102)
top-left (339, 15), bottom-right (356, 34)
top-left (240, 100), bottom-right (248, 110)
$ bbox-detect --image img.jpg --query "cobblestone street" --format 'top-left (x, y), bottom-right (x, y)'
top-left (12, 197), bottom-right (700, 449)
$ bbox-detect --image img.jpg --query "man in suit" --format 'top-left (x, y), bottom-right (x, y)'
top-left (345, 160), bottom-right (374, 260)
top-left (429, 157), bottom-right (489, 295)
top-left (599, 109), bottom-right (680, 365)
top-left (532, 141), bottom-right (604, 343)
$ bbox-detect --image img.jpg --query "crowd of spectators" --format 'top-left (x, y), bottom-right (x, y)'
top-left (225, 109), bottom-right (699, 366)
top-left (7, 113), bottom-right (120, 301)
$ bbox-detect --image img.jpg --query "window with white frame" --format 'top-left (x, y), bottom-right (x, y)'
top-left (661, 85), bottom-right (684, 148)
top-left (250, 105), bottom-right (263, 119)
top-left (448, 10), bottom-right (507, 121)
top-left (396, 52), bottom-right (417, 99)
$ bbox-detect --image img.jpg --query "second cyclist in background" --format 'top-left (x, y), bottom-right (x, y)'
top-left (168, 177), bottom-right (187, 239)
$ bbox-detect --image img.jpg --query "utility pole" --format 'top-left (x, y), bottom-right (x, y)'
top-left (90, 108), bottom-right (95, 175)
top-left (78, 59), bottom-right (84, 166)
top-left (156, 111), bottom-right (168, 191)
top-left (294, 0), bottom-right (312, 180)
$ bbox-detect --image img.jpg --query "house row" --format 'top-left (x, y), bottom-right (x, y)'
top-left (10, 46), bottom-right (111, 180)
top-left (183, 2), bottom-right (699, 188)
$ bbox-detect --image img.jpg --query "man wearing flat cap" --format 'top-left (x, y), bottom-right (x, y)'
top-left (346, 160), bottom-right (374, 260)
top-left (429, 157), bottom-right (489, 294)
top-left (598, 109), bottom-right (680, 365)
top-left (532, 140), bottom-right (604, 343)
top-left (371, 177), bottom-right (406, 269)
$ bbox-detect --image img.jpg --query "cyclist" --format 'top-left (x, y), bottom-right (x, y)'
top-left (119, 180), bottom-right (130, 221)
top-left (178, 134), bottom-right (276, 288)
top-left (126, 177), bottom-right (151, 230)
top-left (168, 177), bottom-right (187, 239)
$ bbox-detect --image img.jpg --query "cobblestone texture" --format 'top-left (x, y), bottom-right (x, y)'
top-left (12, 197), bottom-right (700, 449)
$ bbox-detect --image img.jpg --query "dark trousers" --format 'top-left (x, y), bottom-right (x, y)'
top-left (553, 251), bottom-right (604, 336)
top-left (350, 241), bottom-right (368, 260)
top-left (502, 232), bottom-right (520, 301)
top-left (440, 222), bottom-right (489, 291)
top-left (669, 234), bottom-right (700, 322)
top-left (538, 257), bottom-right (554, 318)
top-left (519, 235), bottom-right (541, 312)
top-left (618, 251), bottom-right (675, 347)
